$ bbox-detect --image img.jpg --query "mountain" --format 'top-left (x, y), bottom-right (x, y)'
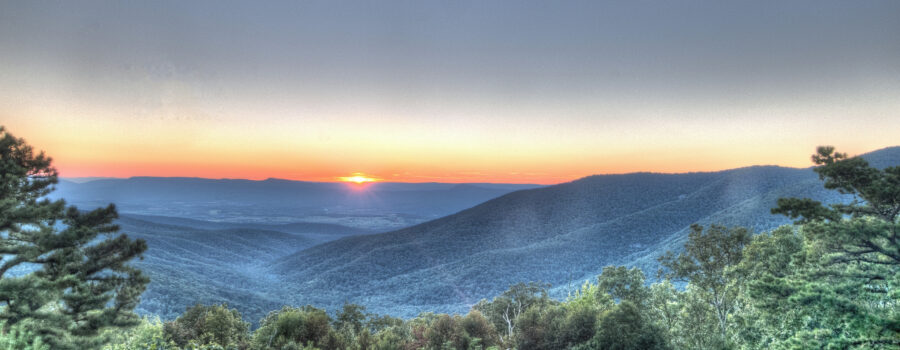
top-left (54, 178), bottom-right (542, 231)
top-left (269, 147), bottom-right (900, 317)
top-left (116, 214), bottom-right (374, 321)
top-left (48, 179), bottom-right (539, 322)
top-left (121, 213), bottom-right (374, 239)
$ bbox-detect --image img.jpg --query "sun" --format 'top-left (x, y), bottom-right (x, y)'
top-left (338, 173), bottom-right (378, 184)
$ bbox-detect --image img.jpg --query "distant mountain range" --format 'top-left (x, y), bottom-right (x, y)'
top-left (54, 178), bottom-right (543, 231)
top-left (62, 147), bottom-right (900, 322)
top-left (268, 147), bottom-right (900, 317)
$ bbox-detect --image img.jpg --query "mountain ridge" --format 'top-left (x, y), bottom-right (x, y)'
top-left (268, 147), bottom-right (899, 316)
top-left (53, 178), bottom-right (543, 231)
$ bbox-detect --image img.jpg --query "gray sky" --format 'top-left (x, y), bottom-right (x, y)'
top-left (1, 1), bottom-right (899, 183)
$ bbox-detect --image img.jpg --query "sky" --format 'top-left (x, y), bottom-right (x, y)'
top-left (1, 1), bottom-right (899, 184)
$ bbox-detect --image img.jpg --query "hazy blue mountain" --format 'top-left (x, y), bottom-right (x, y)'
top-left (859, 146), bottom-right (900, 169)
top-left (58, 176), bottom-right (120, 183)
top-left (269, 147), bottom-right (900, 317)
top-left (121, 213), bottom-right (374, 238)
top-left (115, 214), bottom-right (374, 321)
top-left (55, 178), bottom-right (542, 231)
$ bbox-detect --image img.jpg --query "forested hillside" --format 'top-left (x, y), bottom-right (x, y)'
top-left (116, 215), bottom-right (326, 321)
top-left (270, 147), bottom-right (899, 316)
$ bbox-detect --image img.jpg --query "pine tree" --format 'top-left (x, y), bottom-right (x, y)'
top-left (754, 146), bottom-right (900, 348)
top-left (0, 126), bottom-right (149, 349)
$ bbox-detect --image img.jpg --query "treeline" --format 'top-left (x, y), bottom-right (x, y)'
top-left (97, 225), bottom-right (895, 349)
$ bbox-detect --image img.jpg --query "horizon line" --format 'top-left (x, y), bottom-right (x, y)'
top-left (56, 145), bottom-right (900, 185)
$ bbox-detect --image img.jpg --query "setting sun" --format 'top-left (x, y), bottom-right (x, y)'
top-left (338, 173), bottom-right (378, 184)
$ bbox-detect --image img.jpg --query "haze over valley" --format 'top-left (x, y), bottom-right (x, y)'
top-left (54, 178), bottom-right (541, 231)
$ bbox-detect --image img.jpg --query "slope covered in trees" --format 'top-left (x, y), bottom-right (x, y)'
top-left (0, 127), bottom-right (148, 349)
top-left (115, 215), bottom-right (324, 322)
top-left (270, 147), bottom-right (899, 316)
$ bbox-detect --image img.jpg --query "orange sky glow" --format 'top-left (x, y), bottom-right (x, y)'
top-left (4, 109), bottom-right (898, 185)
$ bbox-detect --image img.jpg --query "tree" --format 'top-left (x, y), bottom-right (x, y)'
top-left (645, 280), bottom-right (680, 345)
top-left (102, 316), bottom-right (175, 350)
top-left (597, 266), bottom-right (649, 306)
top-left (472, 282), bottom-right (553, 345)
top-left (573, 302), bottom-right (670, 350)
top-left (372, 325), bottom-right (408, 350)
top-left (729, 226), bottom-right (807, 349)
top-left (0, 126), bottom-right (149, 349)
top-left (424, 314), bottom-right (467, 350)
top-left (335, 303), bottom-right (367, 336)
top-left (658, 224), bottom-right (751, 342)
top-left (163, 303), bottom-right (250, 349)
top-left (250, 305), bottom-right (334, 350)
top-left (560, 299), bottom-right (600, 348)
top-left (773, 145), bottom-right (899, 267)
top-left (671, 285), bottom-right (726, 350)
top-left (514, 304), bottom-right (567, 350)
top-left (459, 310), bottom-right (499, 349)
top-left (0, 321), bottom-right (49, 350)
top-left (759, 146), bottom-right (900, 348)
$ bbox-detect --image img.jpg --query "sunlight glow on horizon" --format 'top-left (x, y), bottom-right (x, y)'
top-left (4, 100), bottom-right (897, 185)
top-left (338, 173), bottom-right (379, 184)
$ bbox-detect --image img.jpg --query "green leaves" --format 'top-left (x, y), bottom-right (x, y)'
top-left (597, 266), bottom-right (648, 306)
top-left (0, 126), bottom-right (149, 349)
top-left (164, 304), bottom-right (250, 349)
top-left (577, 302), bottom-right (671, 350)
top-left (771, 198), bottom-right (841, 223)
top-left (749, 146), bottom-right (900, 349)
top-left (657, 224), bottom-right (751, 343)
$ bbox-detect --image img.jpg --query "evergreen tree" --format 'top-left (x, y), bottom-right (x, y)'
top-left (0, 127), bottom-right (149, 349)
top-left (754, 146), bottom-right (900, 348)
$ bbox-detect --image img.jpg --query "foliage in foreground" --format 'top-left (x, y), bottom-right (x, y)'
top-left (0, 126), bottom-right (149, 349)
